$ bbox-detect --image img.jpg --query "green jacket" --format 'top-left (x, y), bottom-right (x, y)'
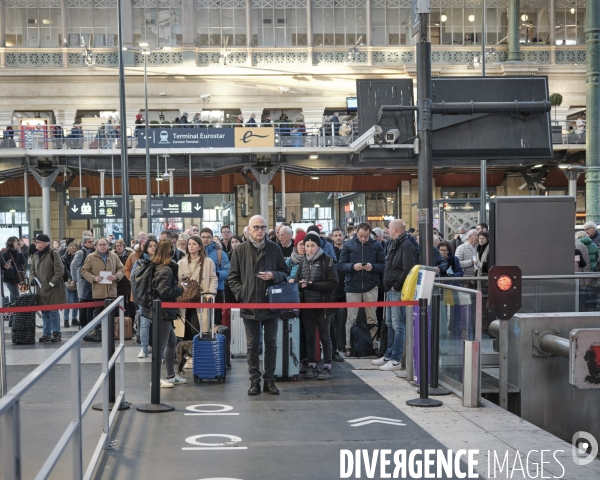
top-left (580, 237), bottom-right (598, 270)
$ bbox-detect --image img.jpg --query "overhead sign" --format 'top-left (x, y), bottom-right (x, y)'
top-left (367, 216), bottom-right (384, 221)
top-left (234, 127), bottom-right (275, 148)
top-left (69, 198), bottom-right (123, 219)
top-left (137, 128), bottom-right (240, 149)
top-left (150, 196), bottom-right (203, 218)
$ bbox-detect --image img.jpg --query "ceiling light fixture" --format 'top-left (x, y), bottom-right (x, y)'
top-left (441, 14), bottom-right (447, 22)
top-left (533, 164), bottom-right (544, 169)
top-left (468, 14), bottom-right (475, 22)
top-left (309, 154), bottom-right (318, 159)
top-left (311, 176), bottom-right (320, 180)
top-left (314, 203), bottom-right (321, 208)
top-left (521, 14), bottom-right (528, 21)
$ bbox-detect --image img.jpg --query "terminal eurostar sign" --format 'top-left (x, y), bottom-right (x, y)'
top-left (137, 127), bottom-right (274, 148)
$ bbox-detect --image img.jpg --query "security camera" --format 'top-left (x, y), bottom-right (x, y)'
top-left (200, 94), bottom-right (211, 100)
top-left (350, 125), bottom-right (383, 153)
top-left (385, 129), bottom-right (400, 144)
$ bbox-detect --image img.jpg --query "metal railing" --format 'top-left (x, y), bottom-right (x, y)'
top-left (0, 122), bottom-right (356, 151)
top-left (0, 297), bottom-right (127, 480)
top-left (550, 119), bottom-right (587, 145)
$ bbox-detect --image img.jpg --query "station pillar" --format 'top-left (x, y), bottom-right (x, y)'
top-left (508, 0), bottom-right (521, 61)
top-left (248, 165), bottom-right (278, 224)
top-left (29, 168), bottom-right (61, 237)
top-left (586, 0), bottom-right (600, 223)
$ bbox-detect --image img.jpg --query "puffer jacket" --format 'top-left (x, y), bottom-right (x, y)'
top-left (30, 248), bottom-right (67, 306)
top-left (338, 236), bottom-right (385, 293)
top-left (1, 248), bottom-right (27, 285)
top-left (80, 250), bottom-right (125, 299)
top-left (580, 237), bottom-right (598, 270)
top-left (228, 239), bottom-right (289, 321)
top-left (294, 251), bottom-right (338, 304)
top-left (70, 247), bottom-right (94, 299)
top-left (205, 241), bottom-right (230, 291)
top-left (141, 261), bottom-right (182, 320)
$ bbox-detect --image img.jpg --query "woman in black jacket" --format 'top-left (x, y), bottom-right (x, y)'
top-left (295, 232), bottom-right (338, 380)
top-left (148, 239), bottom-right (186, 387)
top-left (62, 242), bottom-right (80, 327)
top-left (1, 236), bottom-right (27, 300)
top-left (114, 239), bottom-right (134, 318)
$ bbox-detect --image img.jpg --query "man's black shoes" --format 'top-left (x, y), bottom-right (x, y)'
top-left (83, 329), bottom-right (102, 342)
top-left (332, 352), bottom-right (344, 362)
top-left (263, 380), bottom-right (280, 395)
top-left (248, 380), bottom-right (261, 395)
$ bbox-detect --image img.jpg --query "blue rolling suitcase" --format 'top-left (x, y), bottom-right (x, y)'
top-left (192, 296), bottom-right (227, 383)
top-left (264, 317), bottom-right (300, 381)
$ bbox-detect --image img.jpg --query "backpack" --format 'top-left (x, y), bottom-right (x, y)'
top-left (351, 321), bottom-right (375, 358)
top-left (131, 259), bottom-right (156, 308)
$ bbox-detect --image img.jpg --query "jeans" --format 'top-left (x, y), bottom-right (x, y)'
top-left (302, 309), bottom-right (332, 364)
top-left (244, 318), bottom-right (278, 381)
top-left (140, 314), bottom-right (152, 355)
top-left (345, 287), bottom-right (379, 349)
top-left (383, 289), bottom-right (406, 362)
top-left (4, 283), bottom-right (20, 302)
top-left (159, 320), bottom-right (177, 377)
top-left (42, 309), bottom-right (61, 337)
top-left (64, 288), bottom-right (79, 320)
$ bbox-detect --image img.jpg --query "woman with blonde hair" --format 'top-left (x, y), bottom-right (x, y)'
top-left (178, 235), bottom-right (218, 341)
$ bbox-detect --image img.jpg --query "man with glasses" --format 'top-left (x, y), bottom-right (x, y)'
top-left (80, 237), bottom-right (124, 342)
top-left (228, 215), bottom-right (289, 396)
top-left (71, 235), bottom-right (96, 330)
top-left (200, 227), bottom-right (230, 325)
top-left (584, 221), bottom-right (600, 248)
top-left (220, 225), bottom-right (233, 254)
top-left (31, 234), bottom-right (67, 343)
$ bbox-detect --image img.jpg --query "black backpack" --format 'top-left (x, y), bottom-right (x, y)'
top-left (131, 259), bottom-right (155, 308)
top-left (351, 321), bottom-right (375, 357)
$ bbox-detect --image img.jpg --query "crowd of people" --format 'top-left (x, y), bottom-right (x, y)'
top-left (3, 217), bottom-right (600, 393)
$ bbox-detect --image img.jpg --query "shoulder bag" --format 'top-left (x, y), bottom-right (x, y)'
top-left (267, 279), bottom-right (300, 312)
top-left (176, 259), bottom-right (203, 303)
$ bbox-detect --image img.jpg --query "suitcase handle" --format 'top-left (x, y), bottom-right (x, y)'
top-left (201, 294), bottom-right (216, 338)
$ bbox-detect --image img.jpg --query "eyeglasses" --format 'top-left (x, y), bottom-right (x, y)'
top-left (252, 225), bottom-right (268, 231)
top-left (222, 230), bottom-right (231, 234)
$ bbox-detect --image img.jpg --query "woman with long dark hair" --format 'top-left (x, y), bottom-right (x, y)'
top-left (177, 235), bottom-right (217, 341)
top-left (133, 238), bottom-right (157, 358)
top-left (1, 236), bottom-right (27, 301)
top-left (143, 239), bottom-right (186, 387)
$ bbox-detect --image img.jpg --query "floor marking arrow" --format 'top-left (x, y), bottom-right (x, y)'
top-left (349, 420), bottom-right (407, 427)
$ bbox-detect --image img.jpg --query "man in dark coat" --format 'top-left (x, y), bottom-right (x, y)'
top-left (228, 215), bottom-right (289, 396)
top-left (31, 234), bottom-right (67, 343)
top-left (374, 219), bottom-right (417, 370)
top-left (338, 222), bottom-right (385, 356)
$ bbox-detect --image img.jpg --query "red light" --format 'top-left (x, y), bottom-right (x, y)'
top-left (497, 274), bottom-right (513, 292)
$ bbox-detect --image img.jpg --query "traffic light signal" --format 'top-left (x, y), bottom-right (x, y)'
top-left (488, 266), bottom-right (522, 320)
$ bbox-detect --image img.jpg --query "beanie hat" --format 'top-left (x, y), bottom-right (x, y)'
top-left (136, 114), bottom-right (142, 120)
top-left (307, 225), bottom-right (320, 235)
top-left (304, 232), bottom-right (321, 246)
top-left (36, 234), bottom-right (50, 243)
top-left (294, 230), bottom-right (306, 244)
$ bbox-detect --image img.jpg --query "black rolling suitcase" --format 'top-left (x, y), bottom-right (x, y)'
top-left (11, 293), bottom-right (37, 345)
top-left (216, 325), bottom-right (232, 370)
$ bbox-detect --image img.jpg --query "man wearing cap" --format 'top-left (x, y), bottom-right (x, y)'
top-left (30, 234), bottom-right (67, 342)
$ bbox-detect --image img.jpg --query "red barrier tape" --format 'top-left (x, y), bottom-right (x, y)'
top-left (163, 301), bottom-right (418, 310)
top-left (0, 301), bottom-right (104, 314)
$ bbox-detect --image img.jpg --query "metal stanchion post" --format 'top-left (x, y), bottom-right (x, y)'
top-left (0, 293), bottom-right (7, 397)
top-left (407, 298), bottom-right (442, 407)
top-left (137, 299), bottom-right (174, 413)
top-left (93, 299), bottom-right (130, 411)
top-left (428, 293), bottom-right (450, 396)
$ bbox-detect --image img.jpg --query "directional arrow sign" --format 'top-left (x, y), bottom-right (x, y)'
top-left (69, 198), bottom-right (123, 220)
top-left (348, 416), bottom-right (406, 427)
top-left (150, 197), bottom-right (203, 218)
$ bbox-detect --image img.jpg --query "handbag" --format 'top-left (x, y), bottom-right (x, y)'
top-left (176, 259), bottom-right (203, 303)
top-left (267, 280), bottom-right (300, 312)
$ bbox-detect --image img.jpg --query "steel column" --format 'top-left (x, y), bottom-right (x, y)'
top-left (586, 0), bottom-right (600, 223)
top-left (281, 165), bottom-right (286, 221)
top-left (248, 166), bottom-right (278, 222)
top-left (416, 19), bottom-right (433, 267)
top-left (480, 160), bottom-right (487, 225)
top-left (499, 320), bottom-right (509, 410)
top-left (29, 168), bottom-right (60, 236)
top-left (144, 54), bottom-right (152, 235)
top-left (0, 295), bottom-right (6, 397)
top-left (23, 168), bottom-right (28, 224)
top-left (508, 0), bottom-right (521, 61)
top-left (117, 0), bottom-right (131, 246)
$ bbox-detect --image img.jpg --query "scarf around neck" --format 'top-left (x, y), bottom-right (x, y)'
top-left (290, 250), bottom-right (305, 265)
top-left (306, 248), bottom-right (323, 263)
top-left (250, 238), bottom-right (265, 250)
top-left (385, 231), bottom-right (409, 262)
top-left (36, 245), bottom-right (50, 257)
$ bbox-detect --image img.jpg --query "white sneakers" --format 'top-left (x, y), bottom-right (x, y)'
top-left (164, 374), bottom-right (187, 386)
top-left (138, 349), bottom-right (148, 358)
top-left (184, 358), bottom-right (193, 370)
top-left (159, 378), bottom-right (174, 388)
top-left (379, 360), bottom-right (404, 371)
top-left (372, 357), bottom-right (389, 365)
